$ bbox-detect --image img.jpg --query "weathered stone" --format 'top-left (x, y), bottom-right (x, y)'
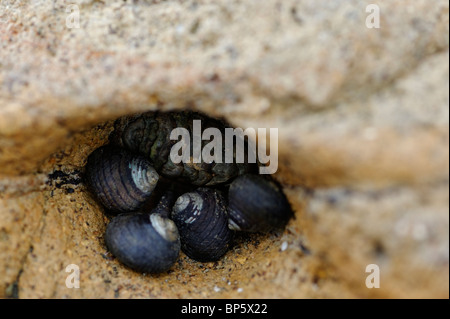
top-left (0, 0), bottom-right (448, 298)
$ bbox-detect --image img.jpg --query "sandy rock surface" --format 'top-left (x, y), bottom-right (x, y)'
top-left (0, 0), bottom-right (448, 298)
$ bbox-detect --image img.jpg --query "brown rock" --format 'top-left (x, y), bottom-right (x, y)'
top-left (0, 0), bottom-right (448, 298)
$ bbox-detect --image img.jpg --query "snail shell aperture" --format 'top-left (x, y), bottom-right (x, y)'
top-left (228, 174), bottom-right (293, 232)
top-left (104, 194), bottom-right (180, 273)
top-left (84, 145), bottom-right (159, 214)
top-left (171, 188), bottom-right (234, 262)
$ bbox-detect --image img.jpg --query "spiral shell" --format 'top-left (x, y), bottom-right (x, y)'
top-left (84, 145), bottom-right (159, 214)
top-left (84, 111), bottom-right (294, 273)
top-left (105, 211), bottom-right (180, 273)
top-left (109, 111), bottom-right (256, 186)
top-left (171, 188), bottom-right (234, 262)
top-left (228, 174), bottom-right (293, 232)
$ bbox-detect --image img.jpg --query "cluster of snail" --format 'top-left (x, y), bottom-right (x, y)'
top-left (84, 111), bottom-right (293, 274)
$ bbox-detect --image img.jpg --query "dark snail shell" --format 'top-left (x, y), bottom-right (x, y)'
top-left (84, 145), bottom-right (159, 214)
top-left (109, 111), bottom-right (257, 186)
top-left (228, 174), bottom-right (293, 232)
top-left (105, 212), bottom-right (180, 273)
top-left (171, 188), bottom-right (234, 262)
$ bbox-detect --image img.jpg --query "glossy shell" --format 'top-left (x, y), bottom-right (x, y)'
top-left (171, 188), bottom-right (234, 262)
top-left (109, 111), bottom-right (256, 186)
top-left (84, 145), bottom-right (159, 213)
top-left (105, 212), bottom-right (180, 273)
top-left (228, 174), bottom-right (293, 232)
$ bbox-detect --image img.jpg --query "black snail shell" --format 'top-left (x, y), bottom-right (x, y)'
top-left (104, 194), bottom-right (180, 273)
top-left (171, 188), bottom-right (234, 262)
top-left (228, 174), bottom-right (293, 232)
top-left (85, 145), bottom-right (159, 214)
top-left (109, 111), bottom-right (257, 186)
top-left (83, 111), bottom-right (294, 273)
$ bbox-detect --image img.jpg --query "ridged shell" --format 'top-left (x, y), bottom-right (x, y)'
top-left (171, 188), bottom-right (234, 262)
top-left (109, 111), bottom-right (256, 186)
top-left (84, 145), bottom-right (159, 213)
top-left (105, 212), bottom-right (180, 273)
top-left (228, 174), bottom-right (293, 232)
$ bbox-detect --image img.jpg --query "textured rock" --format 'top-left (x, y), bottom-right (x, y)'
top-left (0, 0), bottom-right (448, 298)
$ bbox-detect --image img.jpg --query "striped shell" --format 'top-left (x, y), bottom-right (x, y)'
top-left (171, 188), bottom-right (234, 262)
top-left (84, 145), bottom-right (159, 214)
top-left (109, 111), bottom-right (256, 186)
